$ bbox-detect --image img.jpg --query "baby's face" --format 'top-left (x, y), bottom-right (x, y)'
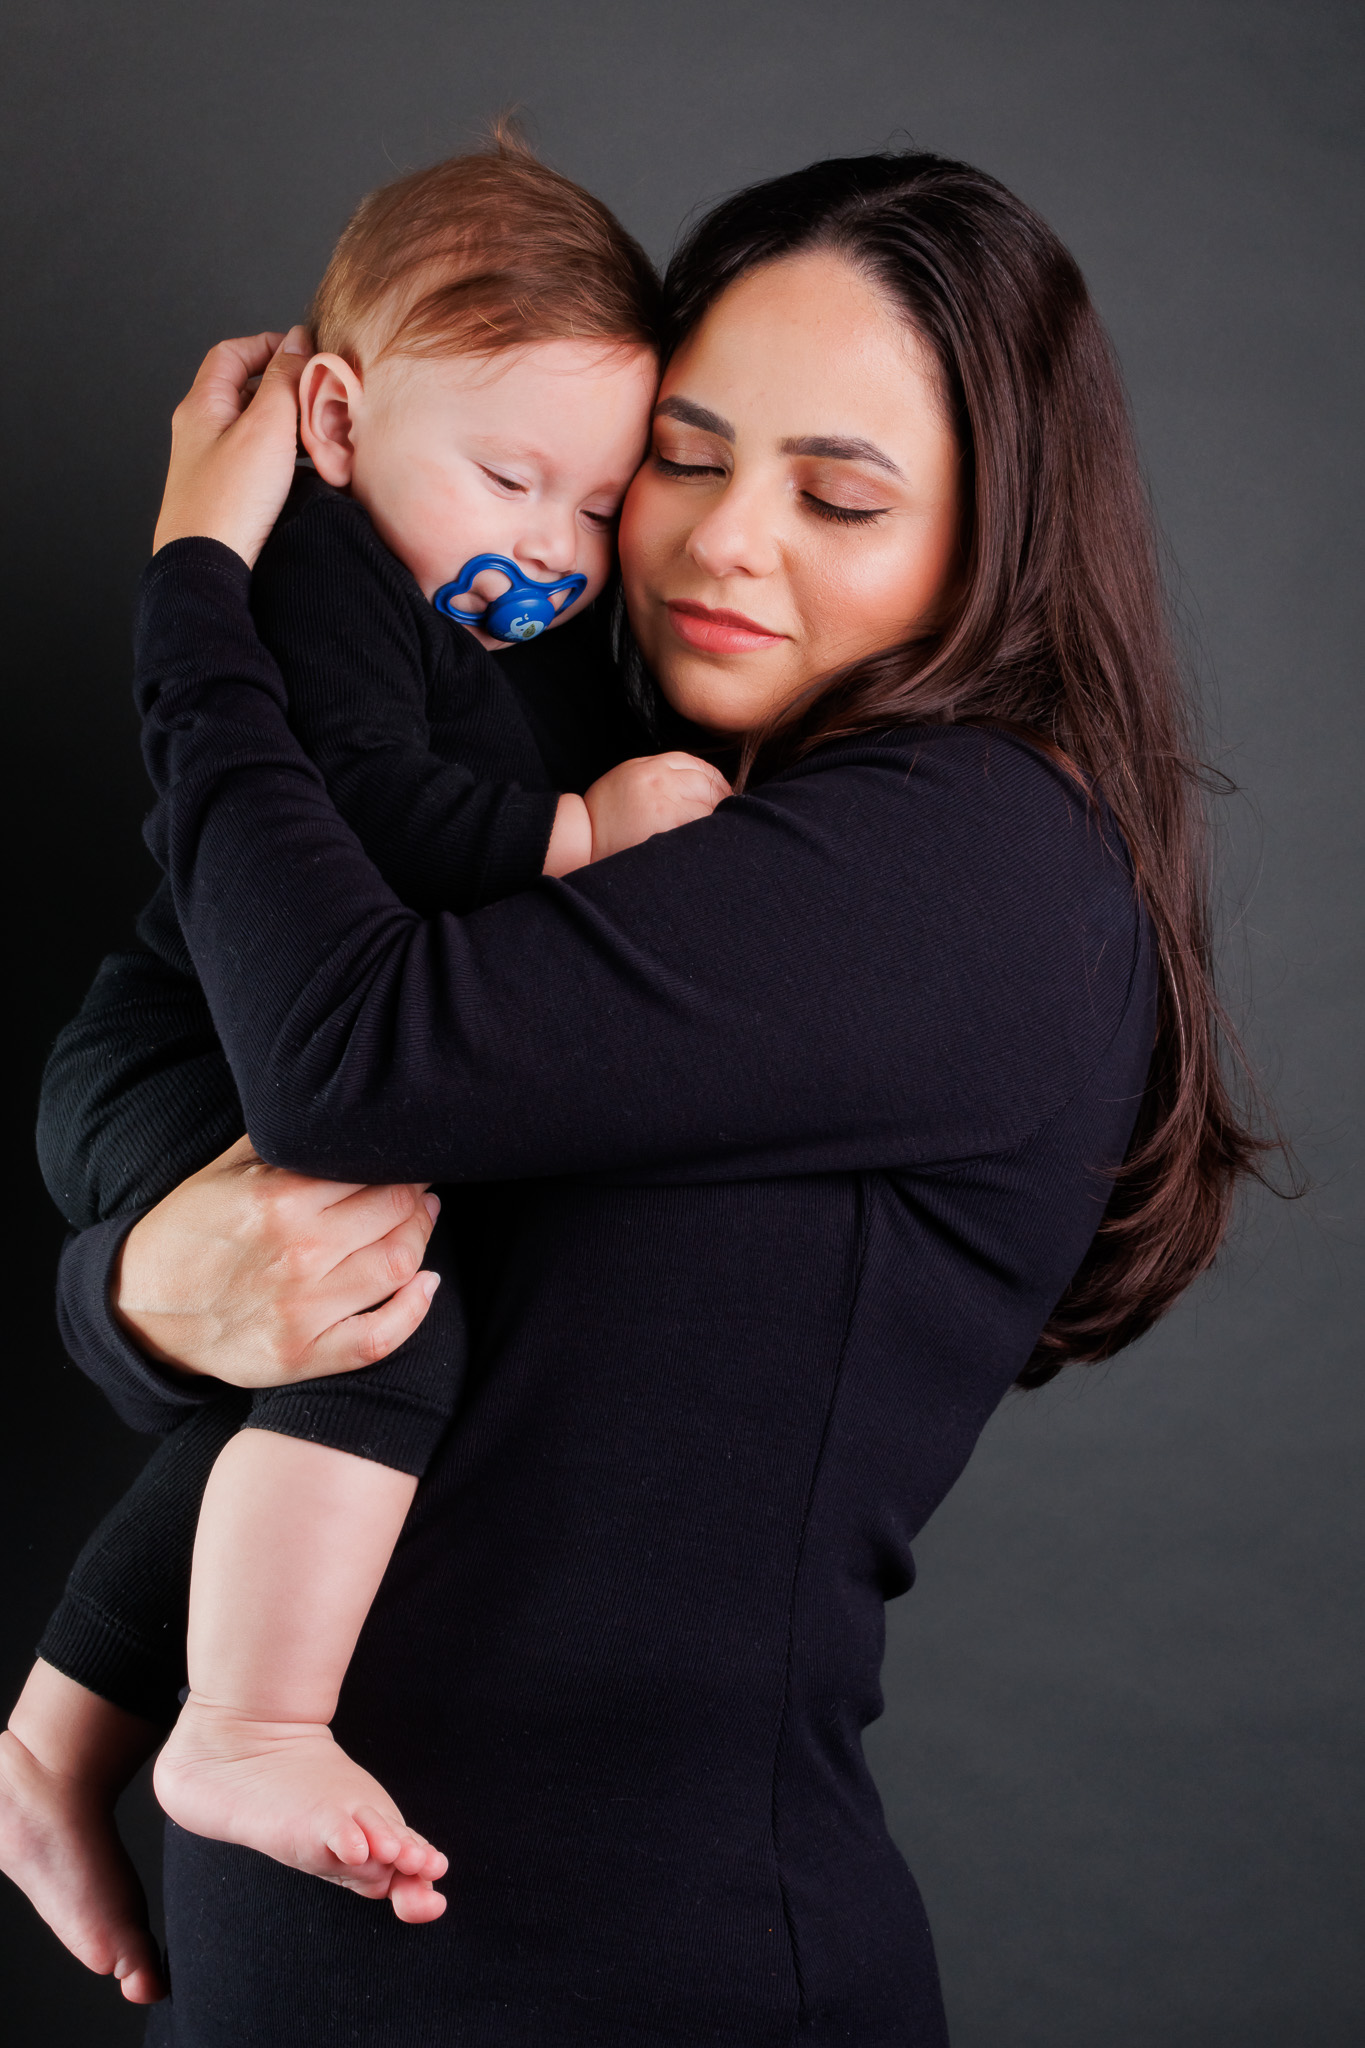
top-left (301, 339), bottom-right (657, 649)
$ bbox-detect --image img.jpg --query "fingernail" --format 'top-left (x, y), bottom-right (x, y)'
top-left (421, 1272), bottom-right (441, 1299)
top-left (422, 1193), bottom-right (441, 1222)
top-left (283, 324), bottom-right (310, 356)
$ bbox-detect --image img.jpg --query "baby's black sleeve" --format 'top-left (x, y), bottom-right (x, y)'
top-left (250, 491), bottom-right (562, 914)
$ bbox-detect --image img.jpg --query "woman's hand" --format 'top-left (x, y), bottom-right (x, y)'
top-left (112, 1136), bottom-right (441, 1386)
top-left (152, 327), bottom-right (311, 568)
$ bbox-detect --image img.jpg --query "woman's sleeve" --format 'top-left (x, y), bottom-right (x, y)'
top-left (54, 1217), bottom-right (218, 1433)
top-left (136, 541), bottom-right (1144, 1189)
top-left (37, 880), bottom-right (243, 1232)
top-left (36, 875), bottom-right (245, 1430)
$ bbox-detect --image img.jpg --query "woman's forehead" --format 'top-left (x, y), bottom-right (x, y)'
top-left (659, 252), bottom-right (947, 449)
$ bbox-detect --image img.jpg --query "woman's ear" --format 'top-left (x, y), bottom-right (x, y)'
top-left (299, 353), bottom-right (363, 486)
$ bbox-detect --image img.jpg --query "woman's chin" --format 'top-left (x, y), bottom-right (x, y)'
top-left (653, 661), bottom-right (783, 739)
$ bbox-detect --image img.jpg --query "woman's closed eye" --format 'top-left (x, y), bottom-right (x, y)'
top-left (801, 493), bottom-right (889, 526)
top-left (653, 452), bottom-right (728, 481)
top-left (796, 464), bottom-right (893, 526)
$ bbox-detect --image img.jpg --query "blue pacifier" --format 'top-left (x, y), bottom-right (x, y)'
top-left (433, 553), bottom-right (587, 643)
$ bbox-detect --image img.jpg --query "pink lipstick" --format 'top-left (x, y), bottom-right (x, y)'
top-left (666, 600), bottom-right (785, 655)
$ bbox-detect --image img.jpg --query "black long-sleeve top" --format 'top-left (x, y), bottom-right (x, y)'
top-left (111, 536), bottom-right (1154, 2045)
top-left (41, 474), bottom-right (644, 1449)
top-left (40, 469), bottom-right (639, 1231)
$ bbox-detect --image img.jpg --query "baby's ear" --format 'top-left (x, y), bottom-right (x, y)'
top-left (298, 353), bottom-right (361, 486)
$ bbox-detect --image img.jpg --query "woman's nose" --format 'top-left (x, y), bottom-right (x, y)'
top-left (685, 479), bottom-right (781, 582)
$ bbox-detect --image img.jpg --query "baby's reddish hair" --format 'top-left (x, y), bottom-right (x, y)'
top-left (310, 128), bottom-right (662, 368)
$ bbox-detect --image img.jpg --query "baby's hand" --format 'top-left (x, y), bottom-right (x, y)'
top-left (583, 753), bottom-right (731, 863)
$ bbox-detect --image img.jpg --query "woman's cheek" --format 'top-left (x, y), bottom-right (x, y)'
top-left (616, 474), bottom-right (656, 581)
top-left (811, 536), bottom-right (945, 665)
top-left (616, 481), bottom-right (669, 655)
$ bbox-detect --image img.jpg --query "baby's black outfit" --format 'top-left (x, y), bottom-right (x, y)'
top-left (35, 471), bottom-right (644, 1720)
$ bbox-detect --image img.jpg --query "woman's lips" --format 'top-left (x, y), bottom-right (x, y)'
top-left (665, 600), bottom-right (785, 654)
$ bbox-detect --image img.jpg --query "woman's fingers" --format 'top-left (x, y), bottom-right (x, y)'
top-left (313, 1179), bottom-right (437, 1264)
top-left (153, 327), bottom-right (310, 567)
top-left (238, 324), bottom-right (310, 437)
top-left (184, 333), bottom-right (287, 432)
top-left (304, 1205), bottom-right (440, 1331)
top-left (303, 1272), bottom-right (441, 1379)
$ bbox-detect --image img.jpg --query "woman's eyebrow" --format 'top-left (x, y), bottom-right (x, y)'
top-left (653, 396), bottom-right (735, 439)
top-left (781, 434), bottom-right (904, 477)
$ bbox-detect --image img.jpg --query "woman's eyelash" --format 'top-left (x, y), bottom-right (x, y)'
top-left (802, 494), bottom-right (888, 526)
top-left (653, 450), bottom-right (885, 527)
top-left (654, 454), bottom-right (726, 479)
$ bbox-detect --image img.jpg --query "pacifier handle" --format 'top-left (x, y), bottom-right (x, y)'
top-left (438, 552), bottom-right (518, 618)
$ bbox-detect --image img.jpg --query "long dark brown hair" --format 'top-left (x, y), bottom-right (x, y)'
top-left (656, 152), bottom-right (1281, 1386)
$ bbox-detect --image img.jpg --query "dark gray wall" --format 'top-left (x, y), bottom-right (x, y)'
top-left (2, 3), bottom-right (1360, 2041)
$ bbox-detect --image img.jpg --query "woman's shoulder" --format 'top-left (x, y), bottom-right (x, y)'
top-left (766, 721), bottom-right (1135, 913)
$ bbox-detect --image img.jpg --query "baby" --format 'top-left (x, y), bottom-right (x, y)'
top-left (2, 138), bottom-right (726, 1990)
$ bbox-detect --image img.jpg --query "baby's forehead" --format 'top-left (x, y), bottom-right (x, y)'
top-left (349, 345), bottom-right (652, 512)
top-left (369, 340), bottom-right (656, 448)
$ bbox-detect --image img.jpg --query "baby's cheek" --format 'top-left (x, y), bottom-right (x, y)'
top-left (581, 534), bottom-right (618, 604)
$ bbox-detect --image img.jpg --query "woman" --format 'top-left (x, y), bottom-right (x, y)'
top-left (39, 154), bottom-right (1266, 2042)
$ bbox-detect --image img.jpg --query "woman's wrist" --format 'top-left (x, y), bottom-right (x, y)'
top-left (110, 1209), bottom-right (211, 1376)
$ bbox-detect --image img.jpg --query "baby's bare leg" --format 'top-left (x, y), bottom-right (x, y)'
top-left (0, 1661), bottom-right (165, 2002)
top-left (153, 1429), bottom-right (446, 1922)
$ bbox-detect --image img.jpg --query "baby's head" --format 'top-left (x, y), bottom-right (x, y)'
top-left (300, 137), bottom-right (662, 647)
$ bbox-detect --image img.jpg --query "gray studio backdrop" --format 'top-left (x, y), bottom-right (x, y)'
top-left (2, 3), bottom-right (1360, 2043)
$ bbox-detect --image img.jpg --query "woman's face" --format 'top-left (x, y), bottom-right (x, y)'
top-left (618, 248), bottom-right (963, 735)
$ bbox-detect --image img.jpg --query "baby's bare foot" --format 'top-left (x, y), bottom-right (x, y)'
top-left (154, 1699), bottom-right (447, 1920)
top-left (0, 1728), bottom-right (165, 2002)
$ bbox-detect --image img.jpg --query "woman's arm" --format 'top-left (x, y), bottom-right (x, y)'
top-left (37, 882), bottom-right (241, 1233)
top-left (137, 336), bottom-right (1142, 1191)
top-left (137, 537), bottom-right (1139, 1188)
top-left (55, 1135), bottom-right (443, 1428)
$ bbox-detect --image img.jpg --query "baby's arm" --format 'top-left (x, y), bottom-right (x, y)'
top-left (253, 487), bottom-right (729, 893)
top-left (251, 490), bottom-right (562, 912)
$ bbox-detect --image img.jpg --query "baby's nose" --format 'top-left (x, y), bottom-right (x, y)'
top-left (516, 517), bottom-right (579, 577)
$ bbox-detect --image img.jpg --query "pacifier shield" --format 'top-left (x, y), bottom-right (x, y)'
top-left (433, 552), bottom-right (587, 645)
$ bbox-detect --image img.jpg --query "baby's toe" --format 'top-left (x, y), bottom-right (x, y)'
top-left (116, 1953), bottom-right (168, 2005)
top-left (323, 1816), bottom-right (374, 1867)
top-left (388, 1872), bottom-right (447, 1924)
top-left (352, 1805), bottom-right (404, 1865)
top-left (391, 1831), bottom-right (447, 1880)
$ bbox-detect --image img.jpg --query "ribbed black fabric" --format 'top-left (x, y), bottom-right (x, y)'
top-left (36, 478), bottom-right (644, 1719)
top-left (88, 536), bottom-right (1159, 2045)
top-left (36, 1399), bottom-right (248, 1722)
top-left (37, 469), bottom-right (637, 1238)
